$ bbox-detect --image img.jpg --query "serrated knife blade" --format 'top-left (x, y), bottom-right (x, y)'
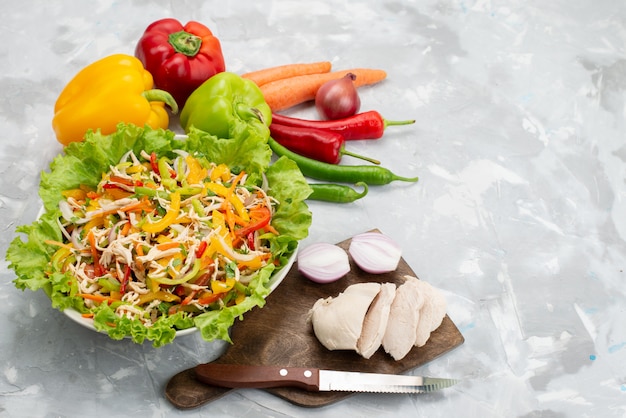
top-left (194, 363), bottom-right (459, 394)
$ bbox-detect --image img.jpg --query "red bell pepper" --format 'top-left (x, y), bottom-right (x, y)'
top-left (235, 207), bottom-right (272, 238)
top-left (135, 18), bottom-right (226, 106)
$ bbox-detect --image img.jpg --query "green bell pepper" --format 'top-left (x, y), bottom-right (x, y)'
top-left (180, 72), bottom-right (272, 139)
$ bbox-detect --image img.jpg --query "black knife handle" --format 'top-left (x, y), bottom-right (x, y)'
top-left (195, 363), bottom-right (321, 391)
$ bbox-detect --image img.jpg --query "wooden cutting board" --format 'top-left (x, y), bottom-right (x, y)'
top-left (165, 231), bottom-right (464, 409)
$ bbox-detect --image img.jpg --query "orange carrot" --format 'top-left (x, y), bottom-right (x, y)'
top-left (156, 241), bottom-right (181, 251)
top-left (78, 293), bottom-right (117, 305)
top-left (120, 221), bottom-right (132, 236)
top-left (44, 240), bottom-right (74, 250)
top-left (260, 68), bottom-right (387, 112)
top-left (241, 61), bottom-right (332, 86)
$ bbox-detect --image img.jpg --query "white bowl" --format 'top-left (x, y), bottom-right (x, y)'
top-left (62, 246), bottom-right (298, 338)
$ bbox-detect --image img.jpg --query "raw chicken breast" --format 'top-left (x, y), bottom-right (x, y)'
top-left (310, 282), bottom-right (381, 351)
top-left (356, 282), bottom-right (396, 359)
top-left (382, 278), bottom-right (424, 360)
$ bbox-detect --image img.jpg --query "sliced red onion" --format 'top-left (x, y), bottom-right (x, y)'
top-left (58, 200), bottom-right (75, 222)
top-left (297, 242), bottom-right (350, 283)
top-left (348, 232), bottom-right (402, 274)
top-left (70, 227), bottom-right (85, 250)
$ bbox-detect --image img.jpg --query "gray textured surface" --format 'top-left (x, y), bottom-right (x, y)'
top-left (1, 1), bottom-right (625, 416)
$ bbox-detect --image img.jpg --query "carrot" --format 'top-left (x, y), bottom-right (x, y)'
top-left (260, 68), bottom-right (387, 112)
top-left (241, 61), bottom-right (332, 86)
top-left (78, 293), bottom-right (117, 305)
top-left (44, 240), bottom-right (74, 250)
top-left (120, 221), bottom-right (132, 236)
top-left (262, 224), bottom-right (280, 236)
top-left (156, 241), bottom-right (181, 251)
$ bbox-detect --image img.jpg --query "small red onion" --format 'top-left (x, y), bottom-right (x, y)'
top-left (348, 232), bottom-right (402, 274)
top-left (297, 242), bottom-right (350, 283)
top-left (315, 73), bottom-right (361, 120)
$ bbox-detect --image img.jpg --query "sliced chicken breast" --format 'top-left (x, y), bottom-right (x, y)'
top-left (413, 280), bottom-right (435, 347)
top-left (356, 282), bottom-right (396, 359)
top-left (428, 281), bottom-right (447, 332)
top-left (382, 278), bottom-right (424, 360)
top-left (406, 276), bottom-right (447, 347)
top-left (310, 282), bottom-right (381, 351)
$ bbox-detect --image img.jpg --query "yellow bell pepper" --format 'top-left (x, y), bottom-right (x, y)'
top-left (136, 290), bottom-right (181, 306)
top-left (185, 155), bottom-right (208, 185)
top-left (142, 191), bottom-right (181, 234)
top-left (211, 277), bottom-right (236, 294)
top-left (52, 54), bottom-right (178, 146)
top-left (205, 182), bottom-right (249, 222)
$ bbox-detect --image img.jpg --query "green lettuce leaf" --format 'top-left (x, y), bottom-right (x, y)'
top-left (6, 122), bottom-right (312, 347)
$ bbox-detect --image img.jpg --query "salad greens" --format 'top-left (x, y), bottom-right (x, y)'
top-left (6, 123), bottom-right (312, 347)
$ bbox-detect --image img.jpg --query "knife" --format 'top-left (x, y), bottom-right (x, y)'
top-left (195, 363), bottom-right (459, 394)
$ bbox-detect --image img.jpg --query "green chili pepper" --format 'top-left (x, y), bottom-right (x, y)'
top-left (180, 72), bottom-right (272, 139)
top-left (308, 182), bottom-right (369, 203)
top-left (268, 138), bottom-right (419, 185)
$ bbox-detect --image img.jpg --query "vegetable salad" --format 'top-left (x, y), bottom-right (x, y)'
top-left (57, 149), bottom-right (277, 327)
top-left (7, 123), bottom-right (313, 347)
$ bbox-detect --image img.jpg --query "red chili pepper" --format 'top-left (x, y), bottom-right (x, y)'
top-left (120, 264), bottom-right (132, 294)
top-left (135, 18), bottom-right (226, 106)
top-left (271, 111), bottom-right (415, 141)
top-left (269, 123), bottom-right (379, 165)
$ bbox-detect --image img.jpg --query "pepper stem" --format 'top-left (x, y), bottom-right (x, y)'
top-left (391, 173), bottom-right (419, 183)
top-left (168, 30), bottom-right (202, 57)
top-left (340, 147), bottom-right (380, 165)
top-left (384, 118), bottom-right (416, 128)
top-left (142, 89), bottom-right (179, 114)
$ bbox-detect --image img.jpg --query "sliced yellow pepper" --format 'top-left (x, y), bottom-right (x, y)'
top-left (205, 182), bottom-right (249, 222)
top-left (185, 155), bottom-right (208, 185)
top-left (136, 290), bottom-right (181, 306)
top-left (61, 188), bottom-right (88, 201)
top-left (237, 254), bottom-right (269, 271)
top-left (209, 234), bottom-right (232, 259)
top-left (210, 163), bottom-right (231, 182)
top-left (126, 164), bottom-right (145, 174)
top-left (211, 277), bottom-right (235, 294)
top-left (142, 191), bottom-right (181, 233)
top-left (235, 292), bottom-right (247, 305)
top-left (83, 216), bottom-right (104, 233)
